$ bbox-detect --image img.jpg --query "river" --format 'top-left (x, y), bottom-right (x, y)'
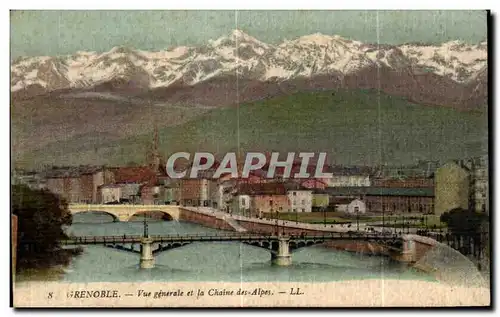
top-left (16, 212), bottom-right (436, 284)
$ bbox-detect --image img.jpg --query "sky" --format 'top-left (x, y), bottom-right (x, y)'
top-left (10, 10), bottom-right (488, 58)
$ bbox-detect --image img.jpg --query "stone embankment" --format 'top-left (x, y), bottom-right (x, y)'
top-left (179, 207), bottom-right (358, 235)
top-left (178, 207), bottom-right (234, 231)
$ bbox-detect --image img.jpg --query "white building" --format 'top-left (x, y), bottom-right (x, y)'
top-left (231, 194), bottom-right (251, 216)
top-left (333, 198), bottom-right (366, 215)
top-left (347, 199), bottom-right (367, 215)
top-left (216, 179), bottom-right (238, 212)
top-left (100, 185), bottom-right (122, 204)
top-left (325, 166), bottom-right (372, 187)
top-left (287, 189), bottom-right (313, 213)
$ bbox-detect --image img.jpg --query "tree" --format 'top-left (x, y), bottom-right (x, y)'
top-left (12, 184), bottom-right (74, 269)
top-left (440, 208), bottom-right (488, 256)
top-left (440, 208), bottom-right (487, 234)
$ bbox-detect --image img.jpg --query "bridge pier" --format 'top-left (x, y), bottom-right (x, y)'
top-left (396, 238), bottom-right (416, 264)
top-left (140, 237), bottom-right (155, 269)
top-left (271, 237), bottom-right (292, 266)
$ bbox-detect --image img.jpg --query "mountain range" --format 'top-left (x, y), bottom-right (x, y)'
top-left (10, 30), bottom-right (489, 168)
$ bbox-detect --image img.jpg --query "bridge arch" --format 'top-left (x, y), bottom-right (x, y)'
top-left (128, 210), bottom-right (174, 221)
top-left (71, 210), bottom-right (119, 222)
top-left (240, 241), bottom-right (274, 253)
top-left (68, 205), bottom-right (181, 222)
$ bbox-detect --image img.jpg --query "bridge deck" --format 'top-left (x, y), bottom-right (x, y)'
top-left (61, 232), bottom-right (401, 245)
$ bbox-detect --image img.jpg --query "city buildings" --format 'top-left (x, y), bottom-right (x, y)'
top-left (100, 184), bottom-right (122, 204)
top-left (324, 166), bottom-right (373, 187)
top-left (231, 182), bottom-right (290, 217)
top-left (364, 188), bottom-right (434, 214)
top-left (325, 186), bottom-right (435, 214)
top-left (333, 198), bottom-right (366, 215)
top-left (44, 166), bottom-right (114, 204)
top-left (434, 155), bottom-right (489, 215)
top-left (32, 154), bottom-right (488, 220)
top-left (180, 178), bottom-right (217, 207)
top-left (12, 169), bottom-right (46, 190)
top-left (311, 190), bottom-right (329, 211)
top-left (372, 177), bottom-right (434, 188)
top-left (299, 178), bottom-right (328, 190)
top-left (286, 186), bottom-right (313, 213)
top-left (459, 155), bottom-right (489, 214)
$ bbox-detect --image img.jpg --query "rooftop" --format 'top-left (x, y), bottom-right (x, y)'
top-left (109, 166), bottom-right (157, 184)
top-left (327, 165), bottom-right (375, 176)
top-left (235, 182), bottom-right (287, 196)
top-left (325, 186), bottom-right (434, 197)
top-left (43, 165), bottom-right (105, 178)
top-left (330, 197), bottom-right (356, 205)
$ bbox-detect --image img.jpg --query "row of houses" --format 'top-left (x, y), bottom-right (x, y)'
top-left (13, 154), bottom-right (488, 217)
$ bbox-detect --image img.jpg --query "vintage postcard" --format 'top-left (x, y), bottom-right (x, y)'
top-left (10, 10), bottom-right (491, 308)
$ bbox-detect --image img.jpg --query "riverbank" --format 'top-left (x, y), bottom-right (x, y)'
top-left (321, 239), bottom-right (484, 288)
top-left (13, 279), bottom-right (490, 307)
top-left (323, 240), bottom-right (390, 256)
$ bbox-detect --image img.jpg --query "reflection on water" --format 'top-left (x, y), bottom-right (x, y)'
top-left (17, 212), bottom-right (436, 284)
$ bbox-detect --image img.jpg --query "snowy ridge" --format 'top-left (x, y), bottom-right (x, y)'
top-left (11, 30), bottom-right (487, 92)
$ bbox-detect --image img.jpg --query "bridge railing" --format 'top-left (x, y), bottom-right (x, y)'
top-left (62, 231), bottom-right (402, 244)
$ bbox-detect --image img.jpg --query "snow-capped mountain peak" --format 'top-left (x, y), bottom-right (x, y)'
top-left (209, 29), bottom-right (270, 50)
top-left (11, 30), bottom-right (487, 93)
top-left (292, 33), bottom-right (338, 46)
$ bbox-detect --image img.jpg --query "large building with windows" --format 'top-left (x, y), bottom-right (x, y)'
top-left (44, 166), bottom-right (114, 204)
top-left (364, 188), bottom-right (435, 215)
top-left (287, 187), bottom-right (313, 213)
top-left (434, 156), bottom-right (489, 215)
top-left (180, 178), bottom-right (217, 207)
top-left (458, 155), bottom-right (489, 214)
top-left (325, 186), bottom-right (435, 215)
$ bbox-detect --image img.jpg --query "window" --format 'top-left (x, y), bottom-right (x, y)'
top-left (241, 198), bottom-right (246, 206)
top-left (293, 192), bottom-right (297, 196)
top-left (293, 208), bottom-right (296, 212)
top-left (301, 199), bottom-right (306, 205)
top-left (302, 208), bottom-right (305, 212)
top-left (354, 206), bottom-right (360, 213)
top-left (269, 200), bottom-right (273, 206)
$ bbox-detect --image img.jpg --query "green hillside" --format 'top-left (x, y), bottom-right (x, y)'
top-left (18, 89), bottom-right (488, 168)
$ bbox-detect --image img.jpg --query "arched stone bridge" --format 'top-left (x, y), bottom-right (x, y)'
top-left (68, 204), bottom-right (181, 222)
